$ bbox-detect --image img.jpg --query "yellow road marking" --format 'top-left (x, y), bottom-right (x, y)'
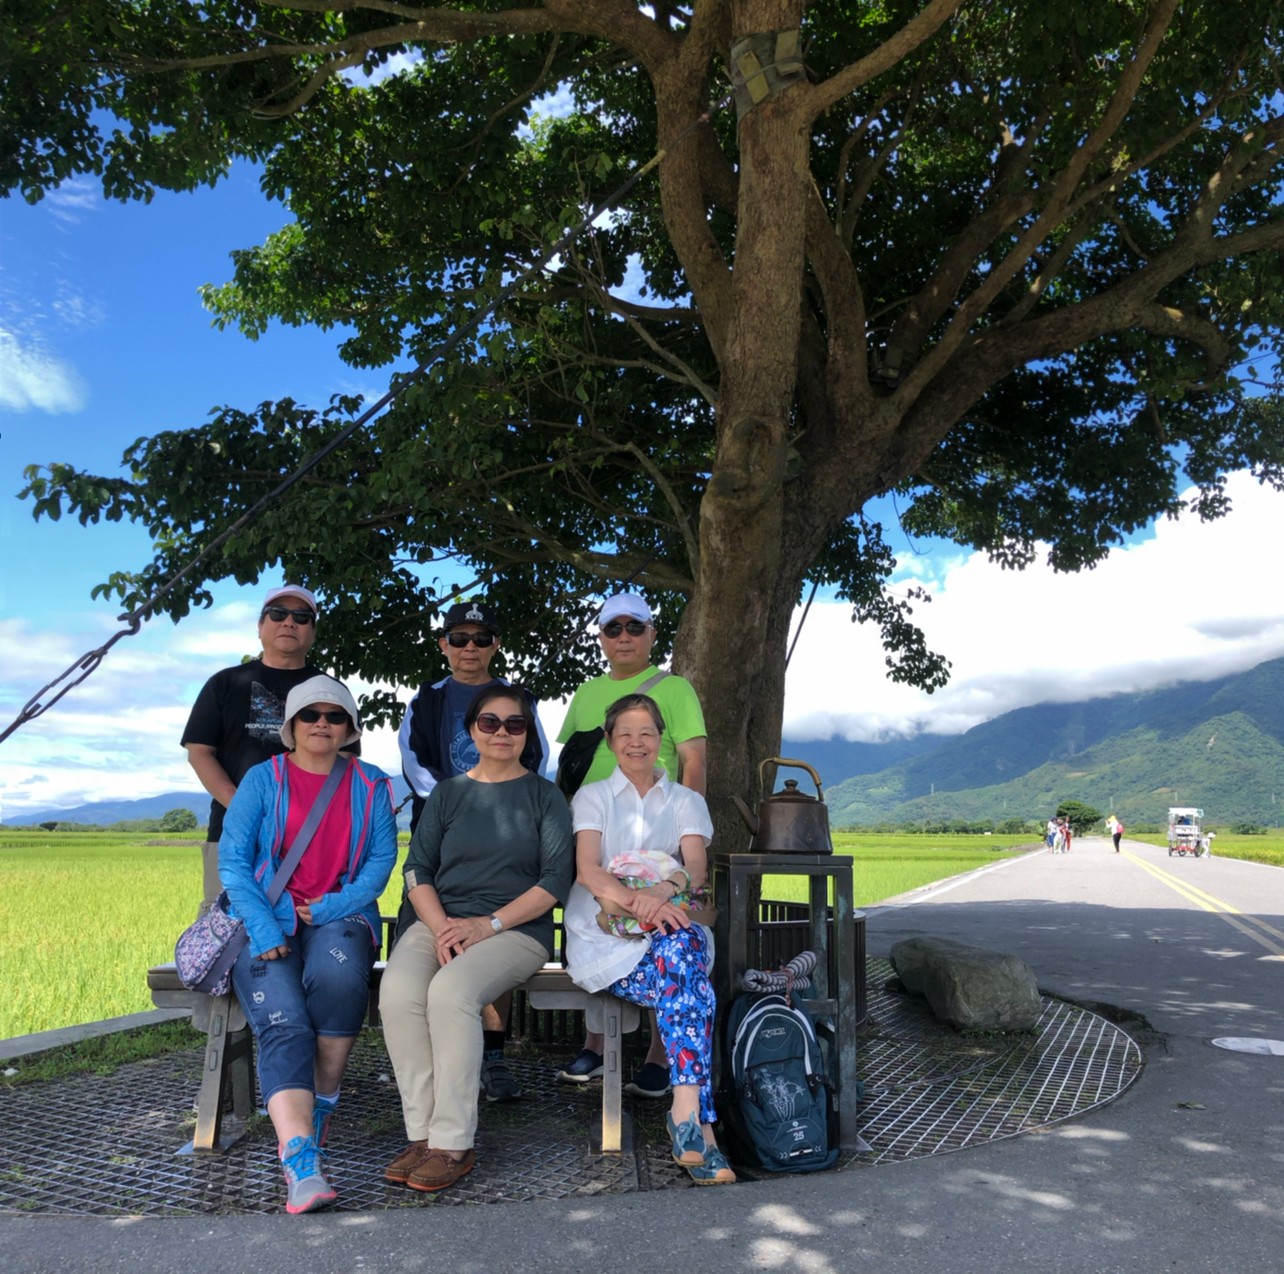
top-left (1122, 850), bottom-right (1284, 957)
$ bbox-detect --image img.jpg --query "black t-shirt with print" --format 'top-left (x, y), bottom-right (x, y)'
top-left (181, 659), bottom-right (324, 841)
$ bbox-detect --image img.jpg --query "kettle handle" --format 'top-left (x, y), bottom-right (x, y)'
top-left (758, 756), bottom-right (824, 801)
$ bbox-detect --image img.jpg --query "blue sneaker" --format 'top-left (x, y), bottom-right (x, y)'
top-left (280, 1135), bottom-right (337, 1215)
top-left (312, 1093), bottom-right (339, 1147)
top-left (556, 1048), bottom-right (604, 1084)
top-left (685, 1144), bottom-right (737, 1186)
top-left (626, 1061), bottom-right (672, 1099)
top-left (666, 1111), bottom-right (705, 1166)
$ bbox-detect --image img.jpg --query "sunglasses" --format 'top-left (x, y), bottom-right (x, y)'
top-left (601, 619), bottom-right (649, 638)
top-left (474, 712), bottom-right (529, 736)
top-left (296, 708), bottom-right (349, 725)
top-left (445, 631), bottom-right (495, 648)
top-left (262, 606), bottom-right (316, 625)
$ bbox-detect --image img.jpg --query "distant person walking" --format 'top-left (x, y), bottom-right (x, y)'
top-left (182, 585), bottom-right (337, 915)
top-left (1112, 819), bottom-right (1124, 853)
top-left (1046, 818), bottom-right (1057, 851)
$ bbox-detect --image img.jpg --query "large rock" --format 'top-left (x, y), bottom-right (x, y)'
top-left (889, 936), bottom-right (1042, 1030)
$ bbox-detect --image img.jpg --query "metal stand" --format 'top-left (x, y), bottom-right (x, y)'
top-left (712, 852), bottom-right (863, 1152)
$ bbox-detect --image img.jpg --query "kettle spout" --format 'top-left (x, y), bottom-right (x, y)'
top-left (731, 795), bottom-right (759, 837)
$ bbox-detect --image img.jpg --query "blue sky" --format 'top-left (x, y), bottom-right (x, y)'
top-left (4, 168), bottom-right (1284, 820)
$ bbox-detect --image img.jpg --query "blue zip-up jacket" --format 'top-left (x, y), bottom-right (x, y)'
top-left (219, 753), bottom-right (397, 958)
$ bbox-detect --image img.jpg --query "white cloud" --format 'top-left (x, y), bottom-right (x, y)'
top-left (0, 607), bottom-right (405, 819)
top-left (44, 176), bottom-right (103, 226)
top-left (529, 84), bottom-right (577, 122)
top-left (52, 283), bottom-right (105, 329)
top-left (0, 327), bottom-right (86, 413)
top-left (783, 471), bottom-right (1284, 742)
top-left (347, 49), bottom-right (423, 87)
top-left (6, 472), bottom-right (1284, 815)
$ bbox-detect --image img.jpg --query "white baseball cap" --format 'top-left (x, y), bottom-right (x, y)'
top-left (598, 593), bottom-right (652, 626)
top-left (264, 584), bottom-right (318, 613)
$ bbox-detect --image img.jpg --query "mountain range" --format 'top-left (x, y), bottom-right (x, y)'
top-left (823, 655), bottom-right (1284, 827)
top-left (8, 655), bottom-right (1284, 828)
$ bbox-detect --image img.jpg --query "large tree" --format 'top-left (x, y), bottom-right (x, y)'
top-left (7, 1), bottom-right (1284, 834)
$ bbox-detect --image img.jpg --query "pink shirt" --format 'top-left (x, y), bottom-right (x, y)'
top-left (284, 759), bottom-right (355, 909)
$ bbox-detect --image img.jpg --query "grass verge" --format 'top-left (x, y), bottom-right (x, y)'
top-left (1, 1020), bottom-right (205, 1089)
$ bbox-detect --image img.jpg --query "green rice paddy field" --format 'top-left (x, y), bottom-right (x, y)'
top-left (1, 829), bottom-right (1032, 1039)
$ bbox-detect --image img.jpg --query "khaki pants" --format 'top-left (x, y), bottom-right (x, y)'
top-left (380, 921), bottom-right (546, 1149)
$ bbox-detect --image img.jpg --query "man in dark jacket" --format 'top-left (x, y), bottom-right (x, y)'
top-left (398, 601), bottom-right (547, 829)
top-left (397, 600), bottom-right (548, 1101)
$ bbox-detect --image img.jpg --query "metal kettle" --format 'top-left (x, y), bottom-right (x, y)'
top-left (732, 757), bottom-right (833, 854)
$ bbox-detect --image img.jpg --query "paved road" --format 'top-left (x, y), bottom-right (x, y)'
top-left (3, 837), bottom-right (1281, 1272)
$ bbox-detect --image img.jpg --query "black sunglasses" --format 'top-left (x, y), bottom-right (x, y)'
top-left (446, 631), bottom-right (495, 648)
top-left (262, 606), bottom-right (316, 625)
top-left (475, 712), bottom-right (529, 736)
top-left (296, 708), bottom-right (349, 725)
top-left (601, 619), bottom-right (649, 638)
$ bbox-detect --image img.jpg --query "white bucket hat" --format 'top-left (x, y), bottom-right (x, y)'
top-left (280, 675), bottom-right (362, 749)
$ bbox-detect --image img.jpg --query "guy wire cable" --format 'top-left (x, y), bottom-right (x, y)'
top-left (1, 90), bottom-right (736, 746)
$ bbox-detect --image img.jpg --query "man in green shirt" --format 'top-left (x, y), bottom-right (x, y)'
top-left (556, 592), bottom-right (708, 1096)
top-left (557, 593), bottom-right (707, 791)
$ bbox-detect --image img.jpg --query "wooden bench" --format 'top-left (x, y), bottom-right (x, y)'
top-left (147, 950), bottom-right (632, 1156)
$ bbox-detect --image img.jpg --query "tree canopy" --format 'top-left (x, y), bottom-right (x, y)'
top-left (158, 807), bottom-right (200, 834)
top-left (1057, 800), bottom-right (1104, 837)
top-left (7, 1), bottom-right (1284, 827)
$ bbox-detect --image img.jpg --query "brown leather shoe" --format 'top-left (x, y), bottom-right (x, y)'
top-left (406, 1148), bottom-right (476, 1193)
top-left (385, 1140), bottom-right (430, 1184)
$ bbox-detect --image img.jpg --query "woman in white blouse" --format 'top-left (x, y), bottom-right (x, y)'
top-left (563, 693), bottom-right (735, 1185)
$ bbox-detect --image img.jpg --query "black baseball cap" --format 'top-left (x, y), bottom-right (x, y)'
top-left (441, 601), bottom-right (501, 635)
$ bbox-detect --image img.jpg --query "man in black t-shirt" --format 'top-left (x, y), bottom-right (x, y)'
top-left (181, 584), bottom-right (324, 912)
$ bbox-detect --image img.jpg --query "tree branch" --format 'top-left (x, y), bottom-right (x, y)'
top-left (836, 78), bottom-right (920, 249)
top-left (803, 0), bottom-right (966, 120)
top-left (587, 290), bottom-right (719, 406)
top-left (1131, 303), bottom-right (1235, 380)
top-left (623, 441), bottom-right (702, 574)
top-left (259, 1), bottom-right (557, 39)
top-left (893, 0), bottom-right (1182, 404)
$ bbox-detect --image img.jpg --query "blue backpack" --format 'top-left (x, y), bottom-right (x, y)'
top-left (722, 990), bottom-right (839, 1174)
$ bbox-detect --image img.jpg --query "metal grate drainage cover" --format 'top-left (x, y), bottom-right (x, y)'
top-left (851, 959), bottom-right (1143, 1165)
top-left (0, 960), bottom-right (1141, 1215)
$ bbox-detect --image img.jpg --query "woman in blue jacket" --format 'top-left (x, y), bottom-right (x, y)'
top-left (220, 674), bottom-right (396, 1215)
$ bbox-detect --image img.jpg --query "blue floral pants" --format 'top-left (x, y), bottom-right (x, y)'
top-left (609, 924), bottom-right (718, 1124)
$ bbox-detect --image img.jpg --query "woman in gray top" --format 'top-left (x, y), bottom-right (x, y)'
top-left (379, 685), bottom-right (573, 1194)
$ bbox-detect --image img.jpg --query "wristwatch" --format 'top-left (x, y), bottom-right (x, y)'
top-left (489, 914), bottom-right (504, 933)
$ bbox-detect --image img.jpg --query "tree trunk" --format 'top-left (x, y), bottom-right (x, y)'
top-left (675, 5), bottom-right (813, 850)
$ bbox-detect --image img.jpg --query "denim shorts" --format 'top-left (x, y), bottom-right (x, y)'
top-left (231, 916), bottom-right (375, 1103)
